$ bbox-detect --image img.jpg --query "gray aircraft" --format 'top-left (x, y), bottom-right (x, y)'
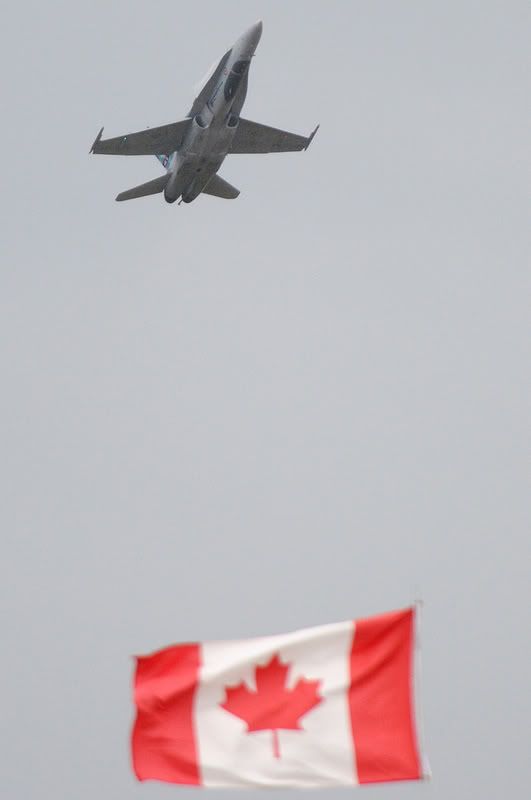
top-left (90, 21), bottom-right (318, 204)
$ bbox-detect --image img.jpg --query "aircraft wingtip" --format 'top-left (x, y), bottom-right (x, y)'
top-left (90, 126), bottom-right (104, 154)
top-left (305, 124), bottom-right (319, 150)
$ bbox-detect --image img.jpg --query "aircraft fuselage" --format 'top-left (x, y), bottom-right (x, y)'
top-left (164, 21), bottom-right (262, 203)
top-left (90, 20), bottom-right (317, 204)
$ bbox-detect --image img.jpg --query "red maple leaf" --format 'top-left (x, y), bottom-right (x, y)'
top-left (220, 654), bottom-right (322, 759)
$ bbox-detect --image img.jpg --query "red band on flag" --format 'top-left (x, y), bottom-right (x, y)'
top-left (349, 608), bottom-right (422, 784)
top-left (132, 643), bottom-right (201, 785)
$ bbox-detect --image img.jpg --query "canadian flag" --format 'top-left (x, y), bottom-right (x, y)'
top-left (132, 607), bottom-right (428, 788)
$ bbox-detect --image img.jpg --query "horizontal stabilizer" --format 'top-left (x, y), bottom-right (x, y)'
top-left (229, 118), bottom-right (319, 154)
top-left (202, 174), bottom-right (240, 200)
top-left (91, 119), bottom-right (190, 156)
top-left (116, 174), bottom-right (169, 202)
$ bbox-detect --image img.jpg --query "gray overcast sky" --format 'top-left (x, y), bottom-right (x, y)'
top-left (1, 1), bottom-right (529, 798)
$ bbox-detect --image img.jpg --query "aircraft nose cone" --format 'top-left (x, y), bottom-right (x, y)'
top-left (240, 20), bottom-right (263, 53)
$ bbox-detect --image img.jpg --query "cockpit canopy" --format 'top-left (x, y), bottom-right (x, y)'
top-left (232, 60), bottom-right (249, 76)
top-left (224, 59), bottom-right (250, 101)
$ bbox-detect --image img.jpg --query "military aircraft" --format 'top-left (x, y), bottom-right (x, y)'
top-left (90, 21), bottom-right (318, 204)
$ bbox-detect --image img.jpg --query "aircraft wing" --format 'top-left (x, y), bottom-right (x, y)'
top-left (90, 119), bottom-right (190, 156)
top-left (229, 119), bottom-right (319, 154)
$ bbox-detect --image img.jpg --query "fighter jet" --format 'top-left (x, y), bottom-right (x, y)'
top-left (90, 21), bottom-right (318, 204)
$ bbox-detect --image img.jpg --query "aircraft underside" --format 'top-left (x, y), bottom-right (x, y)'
top-left (90, 21), bottom-right (318, 204)
top-left (93, 117), bottom-right (318, 204)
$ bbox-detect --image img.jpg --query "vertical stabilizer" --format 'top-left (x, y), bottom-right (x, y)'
top-left (155, 153), bottom-right (172, 170)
